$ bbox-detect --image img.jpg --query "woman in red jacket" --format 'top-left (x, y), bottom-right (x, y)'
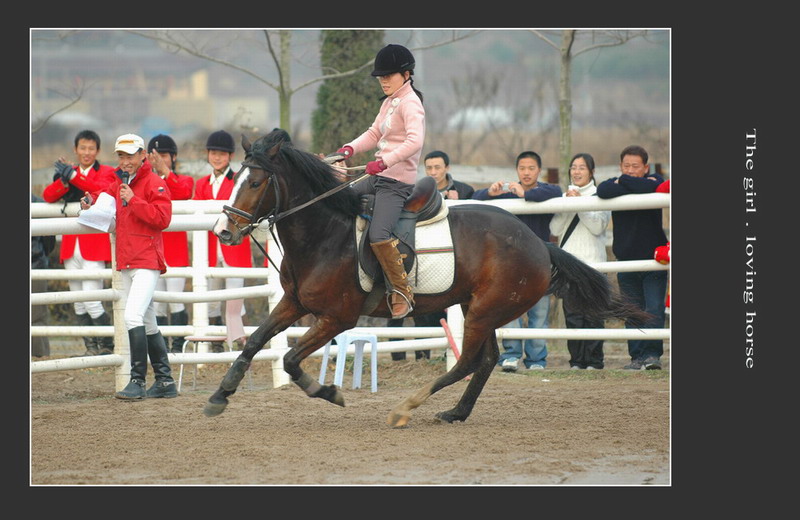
top-left (147, 134), bottom-right (194, 353)
top-left (81, 134), bottom-right (177, 400)
top-left (193, 130), bottom-right (252, 351)
top-left (42, 129), bottom-right (118, 356)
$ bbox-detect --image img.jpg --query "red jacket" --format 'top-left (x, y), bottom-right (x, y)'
top-left (42, 161), bottom-right (117, 263)
top-left (161, 171), bottom-right (194, 267)
top-left (193, 169), bottom-right (252, 268)
top-left (91, 160), bottom-right (172, 273)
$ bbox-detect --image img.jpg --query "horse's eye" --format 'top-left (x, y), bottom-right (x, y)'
top-left (250, 181), bottom-right (260, 188)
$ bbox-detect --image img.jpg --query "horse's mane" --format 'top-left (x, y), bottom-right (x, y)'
top-left (250, 131), bottom-right (361, 218)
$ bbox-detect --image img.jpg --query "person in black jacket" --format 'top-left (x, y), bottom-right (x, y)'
top-left (423, 150), bottom-right (475, 200)
top-left (596, 145), bottom-right (668, 370)
top-left (389, 150), bottom-right (478, 362)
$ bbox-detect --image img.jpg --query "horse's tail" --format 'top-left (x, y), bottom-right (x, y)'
top-left (545, 242), bottom-right (651, 327)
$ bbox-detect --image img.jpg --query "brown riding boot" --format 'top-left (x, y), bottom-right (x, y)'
top-left (370, 238), bottom-right (414, 319)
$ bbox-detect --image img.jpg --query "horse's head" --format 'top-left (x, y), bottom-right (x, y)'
top-left (213, 133), bottom-right (283, 245)
top-left (213, 130), bottom-right (362, 245)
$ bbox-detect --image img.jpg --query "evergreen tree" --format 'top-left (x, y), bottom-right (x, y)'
top-left (312, 30), bottom-right (384, 164)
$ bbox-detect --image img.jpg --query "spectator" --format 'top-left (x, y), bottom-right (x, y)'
top-left (193, 130), bottom-right (251, 352)
top-left (655, 179), bottom-right (671, 313)
top-left (41, 129), bottom-right (117, 356)
top-left (81, 133), bottom-right (177, 399)
top-left (655, 241), bottom-right (671, 313)
top-left (331, 44), bottom-right (425, 320)
top-left (597, 145), bottom-right (668, 370)
top-left (423, 150), bottom-right (474, 200)
top-left (31, 194), bottom-right (56, 357)
top-left (550, 153), bottom-right (610, 370)
top-left (402, 149), bottom-right (475, 360)
top-left (148, 134), bottom-right (194, 353)
top-left (473, 151), bottom-right (561, 371)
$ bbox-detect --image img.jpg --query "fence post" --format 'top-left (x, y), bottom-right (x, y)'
top-left (266, 232), bottom-right (291, 388)
top-left (191, 213), bottom-right (211, 358)
top-left (110, 232), bottom-right (130, 392)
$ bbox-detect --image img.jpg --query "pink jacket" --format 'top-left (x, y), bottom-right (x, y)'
top-left (346, 80), bottom-right (425, 185)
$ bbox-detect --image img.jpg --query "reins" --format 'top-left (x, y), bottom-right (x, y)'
top-left (221, 153), bottom-right (369, 269)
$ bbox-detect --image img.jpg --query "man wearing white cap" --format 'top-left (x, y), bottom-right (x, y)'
top-left (80, 133), bottom-right (177, 399)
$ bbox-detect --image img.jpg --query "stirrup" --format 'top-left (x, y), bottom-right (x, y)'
top-left (387, 290), bottom-right (413, 320)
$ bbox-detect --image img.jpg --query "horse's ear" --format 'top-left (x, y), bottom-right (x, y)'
top-left (267, 141), bottom-right (282, 159)
top-left (241, 134), bottom-right (252, 154)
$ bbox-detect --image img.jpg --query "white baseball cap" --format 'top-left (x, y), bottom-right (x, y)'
top-left (114, 134), bottom-right (145, 154)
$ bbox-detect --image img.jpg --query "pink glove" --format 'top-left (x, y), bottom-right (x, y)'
top-left (656, 179), bottom-right (670, 193)
top-left (365, 159), bottom-right (387, 176)
top-left (654, 243), bottom-right (670, 265)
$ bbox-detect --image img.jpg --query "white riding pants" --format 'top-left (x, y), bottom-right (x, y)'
top-left (65, 241), bottom-right (107, 318)
top-left (121, 268), bottom-right (160, 334)
top-left (207, 250), bottom-right (245, 319)
top-left (154, 276), bottom-right (187, 316)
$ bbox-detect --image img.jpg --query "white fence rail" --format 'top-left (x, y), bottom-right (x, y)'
top-left (30, 193), bottom-right (670, 389)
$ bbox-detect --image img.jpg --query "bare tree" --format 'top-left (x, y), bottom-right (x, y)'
top-left (126, 29), bottom-right (478, 136)
top-left (31, 77), bottom-right (91, 134)
top-left (530, 30), bottom-right (651, 187)
top-left (429, 62), bottom-right (557, 166)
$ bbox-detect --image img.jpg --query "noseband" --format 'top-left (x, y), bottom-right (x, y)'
top-left (221, 159), bottom-right (278, 236)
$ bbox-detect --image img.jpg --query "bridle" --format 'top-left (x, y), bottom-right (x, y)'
top-left (221, 151), bottom-right (368, 266)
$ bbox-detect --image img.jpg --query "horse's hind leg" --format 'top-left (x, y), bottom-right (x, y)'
top-left (386, 329), bottom-right (489, 428)
top-left (204, 297), bottom-right (304, 417)
top-left (434, 334), bottom-right (499, 424)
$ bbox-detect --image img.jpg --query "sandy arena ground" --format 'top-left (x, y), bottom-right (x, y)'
top-left (30, 341), bottom-right (669, 486)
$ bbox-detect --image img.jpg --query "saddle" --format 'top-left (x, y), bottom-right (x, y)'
top-left (357, 176), bottom-right (446, 313)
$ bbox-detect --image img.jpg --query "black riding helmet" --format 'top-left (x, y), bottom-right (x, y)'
top-left (206, 130), bottom-right (235, 153)
top-left (371, 44), bottom-right (415, 77)
top-left (148, 134), bottom-right (178, 155)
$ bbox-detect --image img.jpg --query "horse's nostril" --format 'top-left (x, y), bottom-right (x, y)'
top-left (217, 230), bottom-right (232, 242)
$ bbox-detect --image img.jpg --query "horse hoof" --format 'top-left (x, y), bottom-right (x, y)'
top-left (387, 411), bottom-right (410, 428)
top-left (434, 410), bottom-right (465, 424)
top-left (316, 384), bottom-right (345, 407)
top-left (203, 398), bottom-right (228, 417)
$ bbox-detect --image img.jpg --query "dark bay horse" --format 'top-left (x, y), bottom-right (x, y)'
top-left (204, 131), bottom-right (648, 427)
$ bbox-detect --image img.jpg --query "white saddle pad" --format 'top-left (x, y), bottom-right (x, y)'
top-left (355, 206), bottom-right (455, 295)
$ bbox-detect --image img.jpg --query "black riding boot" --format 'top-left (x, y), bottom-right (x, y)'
top-left (145, 331), bottom-right (178, 398)
top-left (170, 309), bottom-right (189, 353)
top-left (77, 312), bottom-right (100, 356)
top-left (115, 326), bottom-right (148, 400)
top-left (92, 312), bottom-right (115, 355)
top-left (209, 316), bottom-right (225, 353)
top-left (388, 318), bottom-right (406, 361)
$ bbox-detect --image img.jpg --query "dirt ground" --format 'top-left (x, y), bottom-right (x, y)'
top-left (30, 341), bottom-right (669, 486)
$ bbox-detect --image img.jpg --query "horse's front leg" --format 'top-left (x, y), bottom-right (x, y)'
top-left (204, 297), bottom-right (304, 417)
top-left (283, 315), bottom-right (352, 407)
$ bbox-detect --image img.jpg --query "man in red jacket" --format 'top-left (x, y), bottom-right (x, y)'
top-left (81, 133), bottom-right (177, 399)
top-left (147, 134), bottom-right (194, 353)
top-left (42, 129), bottom-right (117, 356)
top-left (193, 130), bottom-right (251, 351)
